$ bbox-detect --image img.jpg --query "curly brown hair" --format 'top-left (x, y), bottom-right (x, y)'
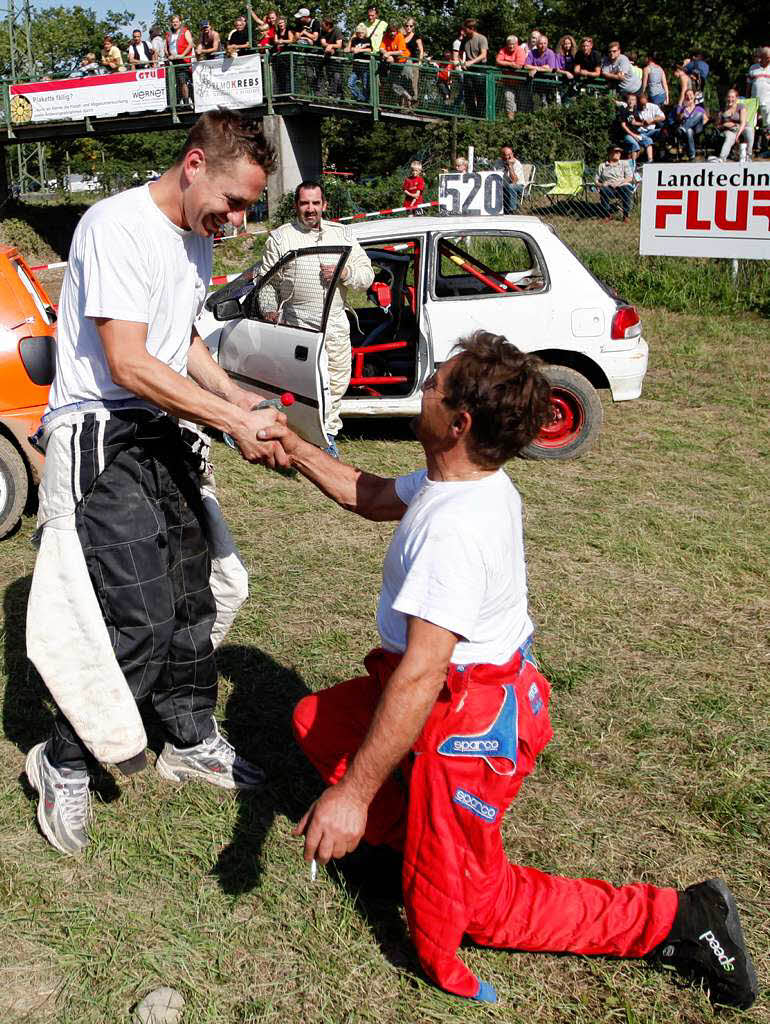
top-left (178, 110), bottom-right (276, 175)
top-left (442, 332), bottom-right (552, 466)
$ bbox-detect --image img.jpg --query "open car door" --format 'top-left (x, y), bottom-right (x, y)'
top-left (207, 245), bottom-right (350, 448)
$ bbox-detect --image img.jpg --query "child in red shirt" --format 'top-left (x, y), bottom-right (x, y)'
top-left (403, 160), bottom-right (425, 213)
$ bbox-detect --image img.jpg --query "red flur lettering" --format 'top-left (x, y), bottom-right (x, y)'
top-left (685, 190), bottom-right (711, 230)
top-left (714, 190), bottom-right (748, 231)
top-left (655, 189), bottom-right (682, 229)
top-left (751, 189), bottom-right (770, 228)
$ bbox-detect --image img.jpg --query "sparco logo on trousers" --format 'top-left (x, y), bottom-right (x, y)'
top-left (700, 930), bottom-right (735, 971)
top-left (451, 739), bottom-right (499, 753)
top-left (452, 787), bottom-right (498, 822)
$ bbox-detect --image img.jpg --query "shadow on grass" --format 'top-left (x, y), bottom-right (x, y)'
top-left (213, 642), bottom-right (413, 968)
top-left (212, 643), bottom-right (318, 895)
top-left (2, 575), bottom-right (53, 753)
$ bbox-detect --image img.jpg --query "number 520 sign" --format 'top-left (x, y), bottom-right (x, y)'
top-left (439, 172), bottom-right (505, 216)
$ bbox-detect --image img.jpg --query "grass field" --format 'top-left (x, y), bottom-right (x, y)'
top-left (1, 306), bottom-right (768, 1023)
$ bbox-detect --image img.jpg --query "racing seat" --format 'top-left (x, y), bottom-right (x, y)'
top-left (349, 250), bottom-right (415, 395)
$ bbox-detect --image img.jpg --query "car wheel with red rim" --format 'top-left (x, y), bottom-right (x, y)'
top-left (523, 364), bottom-right (603, 461)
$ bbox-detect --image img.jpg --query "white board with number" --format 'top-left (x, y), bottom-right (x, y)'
top-left (438, 172), bottom-right (505, 216)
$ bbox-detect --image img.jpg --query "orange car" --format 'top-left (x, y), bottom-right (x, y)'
top-left (0, 245), bottom-right (56, 539)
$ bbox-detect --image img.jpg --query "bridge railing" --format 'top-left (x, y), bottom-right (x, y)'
top-left (2, 48), bottom-right (610, 135)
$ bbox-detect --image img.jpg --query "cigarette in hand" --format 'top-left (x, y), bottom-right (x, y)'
top-left (310, 858), bottom-right (318, 882)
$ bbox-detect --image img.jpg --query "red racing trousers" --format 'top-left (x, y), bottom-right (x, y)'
top-left (292, 645), bottom-right (679, 1001)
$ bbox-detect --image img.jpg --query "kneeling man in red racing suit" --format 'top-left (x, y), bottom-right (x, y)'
top-left (267, 332), bottom-right (757, 1011)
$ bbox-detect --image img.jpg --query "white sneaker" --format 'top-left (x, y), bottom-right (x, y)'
top-left (25, 743), bottom-right (91, 855)
top-left (155, 719), bottom-right (264, 790)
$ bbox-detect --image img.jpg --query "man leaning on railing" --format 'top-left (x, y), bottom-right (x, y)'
top-left (127, 29), bottom-right (154, 69)
top-left (196, 21), bottom-right (221, 60)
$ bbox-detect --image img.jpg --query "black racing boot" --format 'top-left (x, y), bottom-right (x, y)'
top-left (651, 879), bottom-right (758, 1009)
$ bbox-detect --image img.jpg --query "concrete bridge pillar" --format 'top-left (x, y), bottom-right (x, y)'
top-left (262, 113), bottom-right (322, 218)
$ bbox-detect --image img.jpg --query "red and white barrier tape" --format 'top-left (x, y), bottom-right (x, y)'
top-left (29, 235), bottom-right (237, 275)
top-left (30, 260), bottom-right (68, 272)
top-left (334, 200), bottom-right (438, 222)
top-left (30, 208), bottom-right (431, 279)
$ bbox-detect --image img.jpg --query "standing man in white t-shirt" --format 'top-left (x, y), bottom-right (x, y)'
top-left (24, 111), bottom-right (290, 856)
top-left (263, 332), bottom-right (756, 1011)
top-left (747, 47), bottom-right (770, 152)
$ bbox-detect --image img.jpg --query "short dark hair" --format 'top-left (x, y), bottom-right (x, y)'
top-left (179, 110), bottom-right (276, 175)
top-left (463, 18), bottom-right (477, 29)
top-left (294, 179), bottom-right (325, 203)
top-left (442, 332), bottom-right (552, 466)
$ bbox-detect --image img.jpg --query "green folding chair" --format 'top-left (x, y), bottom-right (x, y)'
top-left (535, 160), bottom-right (586, 205)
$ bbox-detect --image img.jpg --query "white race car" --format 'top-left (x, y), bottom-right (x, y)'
top-left (199, 215), bottom-right (648, 459)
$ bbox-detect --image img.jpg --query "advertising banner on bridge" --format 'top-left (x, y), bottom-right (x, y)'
top-left (640, 163), bottom-right (770, 261)
top-left (192, 54), bottom-right (263, 113)
top-left (9, 69), bottom-right (167, 124)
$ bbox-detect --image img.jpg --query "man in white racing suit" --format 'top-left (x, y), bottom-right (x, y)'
top-left (259, 180), bottom-right (374, 456)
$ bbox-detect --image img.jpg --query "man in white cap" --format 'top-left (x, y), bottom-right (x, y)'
top-left (294, 7), bottom-right (320, 44)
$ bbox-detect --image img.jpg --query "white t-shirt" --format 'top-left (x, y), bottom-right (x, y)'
top-left (48, 183), bottom-right (211, 413)
top-left (377, 468), bottom-right (533, 665)
top-left (638, 102), bottom-right (664, 124)
top-left (748, 63), bottom-right (770, 104)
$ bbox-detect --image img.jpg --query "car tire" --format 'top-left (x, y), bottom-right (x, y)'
top-left (0, 434), bottom-right (28, 540)
top-left (523, 365), bottom-right (603, 461)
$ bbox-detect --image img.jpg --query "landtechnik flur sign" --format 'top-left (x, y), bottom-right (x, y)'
top-left (640, 163), bottom-right (770, 260)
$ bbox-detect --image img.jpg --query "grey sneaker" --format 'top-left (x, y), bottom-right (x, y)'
top-left (25, 742), bottom-right (91, 855)
top-left (155, 719), bottom-right (264, 790)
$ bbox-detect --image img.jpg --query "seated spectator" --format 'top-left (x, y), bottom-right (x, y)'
top-left (293, 8), bottom-right (320, 44)
top-left (403, 160), bottom-right (425, 212)
top-left (573, 36), bottom-right (601, 78)
top-left (555, 35), bottom-right (576, 77)
top-left (595, 145), bottom-right (634, 221)
top-left (347, 23), bottom-right (372, 102)
top-left (101, 35), bottom-right (125, 72)
top-left (318, 18), bottom-right (343, 97)
top-left (525, 33), bottom-right (557, 74)
top-left (364, 5), bottom-right (388, 52)
top-left (166, 15), bottom-right (193, 103)
top-left (461, 19), bottom-right (488, 118)
top-left (674, 87), bottom-right (708, 159)
top-left (149, 25), bottom-right (165, 66)
top-left (602, 41), bottom-right (639, 97)
top-left (196, 20), bottom-right (221, 58)
top-left (717, 88), bottom-right (754, 160)
top-left (226, 14), bottom-right (251, 55)
top-left (127, 29), bottom-right (153, 67)
top-left (496, 35), bottom-right (527, 119)
top-left (70, 52), bottom-right (99, 77)
top-left (454, 155), bottom-right (469, 172)
top-left (402, 18), bottom-right (424, 105)
top-left (251, 9), bottom-right (277, 46)
top-left (641, 53), bottom-right (668, 107)
top-left (747, 47), bottom-right (770, 152)
top-left (494, 144), bottom-right (525, 213)
top-left (636, 93), bottom-right (666, 161)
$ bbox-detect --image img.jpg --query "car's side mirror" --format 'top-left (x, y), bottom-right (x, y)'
top-left (211, 298), bottom-right (242, 321)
